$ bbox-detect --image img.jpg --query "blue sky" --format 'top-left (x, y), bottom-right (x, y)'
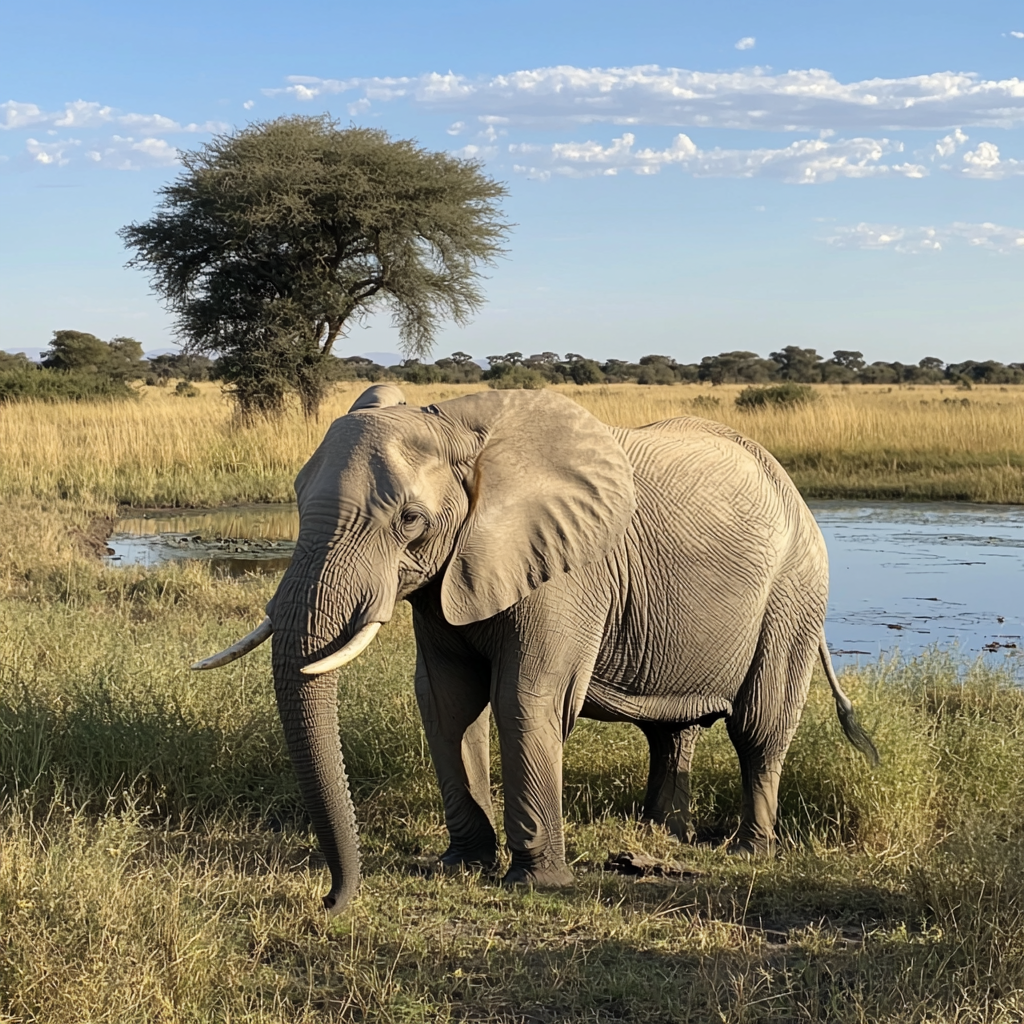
top-left (2, 0), bottom-right (1024, 365)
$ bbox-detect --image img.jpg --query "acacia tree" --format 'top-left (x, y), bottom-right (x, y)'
top-left (120, 116), bottom-right (510, 419)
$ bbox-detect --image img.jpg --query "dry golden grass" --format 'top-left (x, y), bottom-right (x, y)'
top-left (571, 383), bottom-right (1024, 503)
top-left (3, 379), bottom-right (1023, 507)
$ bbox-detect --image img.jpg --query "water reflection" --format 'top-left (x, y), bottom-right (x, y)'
top-left (106, 500), bottom-right (1024, 663)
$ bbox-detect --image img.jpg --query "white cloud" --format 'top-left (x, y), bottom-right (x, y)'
top-left (0, 97), bottom-right (224, 171)
top-left (509, 131), bottom-right (927, 183)
top-left (960, 140), bottom-right (1024, 178)
top-left (935, 127), bottom-right (968, 157)
top-left (83, 135), bottom-right (180, 170)
top-left (451, 144), bottom-right (498, 160)
top-left (1, 101), bottom-right (48, 130)
top-left (1, 98), bottom-right (224, 135)
top-left (735, 37), bottom-right (756, 50)
top-left (53, 100), bottom-right (114, 127)
top-left (446, 121), bottom-right (466, 135)
top-left (265, 64), bottom-right (1024, 131)
top-left (825, 220), bottom-right (1024, 254)
top-left (1012, 30), bottom-right (1024, 38)
top-left (25, 137), bottom-right (80, 166)
top-left (825, 223), bottom-right (943, 253)
top-left (243, 100), bottom-right (255, 110)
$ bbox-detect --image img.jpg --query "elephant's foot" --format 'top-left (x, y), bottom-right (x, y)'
top-left (501, 850), bottom-right (574, 889)
top-left (438, 844), bottom-right (499, 874)
top-left (641, 812), bottom-right (695, 844)
top-left (726, 826), bottom-right (775, 858)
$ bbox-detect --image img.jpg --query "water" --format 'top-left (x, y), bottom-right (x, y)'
top-left (106, 505), bottom-right (299, 576)
top-left (106, 500), bottom-right (1024, 664)
top-left (810, 500), bottom-right (1024, 667)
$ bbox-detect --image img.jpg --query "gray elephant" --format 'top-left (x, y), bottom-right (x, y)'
top-left (194, 385), bottom-right (877, 915)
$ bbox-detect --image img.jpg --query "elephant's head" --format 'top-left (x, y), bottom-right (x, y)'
top-left (193, 385), bottom-right (636, 914)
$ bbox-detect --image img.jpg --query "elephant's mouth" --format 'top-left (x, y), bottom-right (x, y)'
top-left (190, 619), bottom-right (382, 675)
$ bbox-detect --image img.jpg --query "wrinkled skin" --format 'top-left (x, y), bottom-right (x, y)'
top-left (268, 385), bottom-right (862, 913)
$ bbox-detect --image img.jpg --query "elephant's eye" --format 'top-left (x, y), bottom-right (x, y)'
top-left (398, 508), bottom-right (429, 539)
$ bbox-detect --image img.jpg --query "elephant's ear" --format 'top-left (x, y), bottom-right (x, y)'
top-left (439, 390), bottom-right (636, 627)
top-left (349, 384), bottom-right (407, 412)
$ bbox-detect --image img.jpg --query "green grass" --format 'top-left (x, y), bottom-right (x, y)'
top-left (2, 519), bottom-right (1024, 1022)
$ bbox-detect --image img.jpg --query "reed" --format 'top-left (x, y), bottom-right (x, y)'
top-left (2, 381), bottom-right (1023, 507)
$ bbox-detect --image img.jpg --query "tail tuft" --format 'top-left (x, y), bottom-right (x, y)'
top-left (834, 699), bottom-right (880, 766)
top-left (819, 634), bottom-right (880, 766)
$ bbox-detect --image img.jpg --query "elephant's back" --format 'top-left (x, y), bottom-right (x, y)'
top-left (615, 416), bottom-right (818, 547)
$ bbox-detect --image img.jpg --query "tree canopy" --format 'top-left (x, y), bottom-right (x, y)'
top-left (41, 331), bottom-right (145, 379)
top-left (119, 116), bottom-right (511, 419)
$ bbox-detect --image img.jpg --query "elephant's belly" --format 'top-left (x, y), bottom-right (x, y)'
top-left (579, 684), bottom-right (733, 726)
top-left (583, 631), bottom-right (752, 726)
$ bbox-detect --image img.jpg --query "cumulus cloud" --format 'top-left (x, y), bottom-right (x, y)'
top-left (265, 64), bottom-right (1024, 131)
top-left (509, 131), bottom-right (927, 183)
top-left (1, 98), bottom-right (224, 134)
top-left (0, 97), bottom-right (224, 170)
top-left (84, 136), bottom-right (180, 170)
top-left (735, 37), bottom-right (756, 50)
top-left (451, 143), bottom-right (498, 160)
top-left (1011, 30), bottom-right (1024, 38)
top-left (25, 137), bottom-right (80, 167)
top-left (825, 221), bottom-right (1024, 254)
top-left (934, 127), bottom-right (968, 157)
top-left (1, 101), bottom-right (48, 130)
top-left (960, 140), bottom-right (1024, 178)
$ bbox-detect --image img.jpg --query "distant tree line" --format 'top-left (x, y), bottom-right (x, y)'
top-left (367, 346), bottom-right (1024, 389)
top-left (2, 336), bottom-right (1023, 404)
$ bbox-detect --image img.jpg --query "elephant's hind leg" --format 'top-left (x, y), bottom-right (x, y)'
top-left (726, 619), bottom-right (817, 856)
top-left (640, 723), bottom-right (700, 842)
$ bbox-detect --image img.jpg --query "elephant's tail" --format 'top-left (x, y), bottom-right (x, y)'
top-left (818, 634), bottom-right (879, 765)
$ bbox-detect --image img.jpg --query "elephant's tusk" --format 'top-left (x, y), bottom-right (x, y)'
top-left (191, 617), bottom-right (273, 670)
top-left (300, 622), bottom-right (382, 676)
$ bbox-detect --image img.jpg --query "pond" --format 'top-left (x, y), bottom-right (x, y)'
top-left (106, 500), bottom-right (1024, 666)
top-left (107, 505), bottom-right (299, 576)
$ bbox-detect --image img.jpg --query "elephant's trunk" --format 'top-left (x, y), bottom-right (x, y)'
top-left (272, 647), bottom-right (361, 915)
top-left (269, 522), bottom-right (396, 914)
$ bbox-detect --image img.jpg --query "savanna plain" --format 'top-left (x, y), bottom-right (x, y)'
top-left (2, 381), bottom-right (1024, 1023)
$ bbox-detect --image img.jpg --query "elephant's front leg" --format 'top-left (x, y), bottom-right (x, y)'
top-left (413, 632), bottom-right (497, 870)
top-left (640, 723), bottom-right (700, 841)
top-left (492, 686), bottom-right (575, 887)
top-left (490, 596), bottom-right (603, 889)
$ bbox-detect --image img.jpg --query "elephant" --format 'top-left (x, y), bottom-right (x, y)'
top-left (193, 384), bottom-right (877, 915)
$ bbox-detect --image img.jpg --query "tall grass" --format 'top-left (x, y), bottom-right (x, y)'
top-left (2, 509), bottom-right (1024, 1021)
top-left (3, 385), bottom-right (1024, 1020)
top-left (2, 381), bottom-right (1024, 506)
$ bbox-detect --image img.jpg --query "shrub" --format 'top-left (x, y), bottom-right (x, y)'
top-left (0, 370), bottom-right (136, 404)
top-left (690, 395), bottom-right (721, 411)
top-left (174, 381), bottom-right (199, 398)
top-left (735, 382), bottom-right (817, 409)
top-left (485, 365), bottom-right (547, 390)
